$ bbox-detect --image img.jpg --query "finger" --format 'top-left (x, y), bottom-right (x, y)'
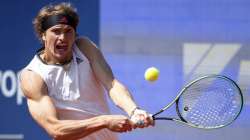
top-left (138, 114), bottom-right (153, 128)
top-left (142, 118), bottom-right (149, 128)
top-left (132, 115), bottom-right (143, 128)
top-left (149, 114), bottom-right (155, 126)
top-left (129, 120), bottom-right (137, 129)
top-left (125, 120), bottom-right (133, 130)
top-left (136, 120), bottom-right (145, 128)
top-left (127, 124), bottom-right (133, 131)
top-left (139, 114), bottom-right (150, 128)
top-left (127, 126), bottom-right (132, 132)
top-left (145, 115), bottom-right (153, 127)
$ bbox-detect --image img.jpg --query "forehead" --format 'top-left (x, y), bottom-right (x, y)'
top-left (49, 24), bottom-right (74, 30)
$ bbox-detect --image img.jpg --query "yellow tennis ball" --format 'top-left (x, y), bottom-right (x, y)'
top-left (144, 67), bottom-right (160, 82)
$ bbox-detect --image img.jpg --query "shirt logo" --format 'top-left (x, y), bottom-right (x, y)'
top-left (76, 57), bottom-right (83, 64)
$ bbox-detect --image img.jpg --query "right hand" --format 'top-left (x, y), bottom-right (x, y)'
top-left (103, 115), bottom-right (135, 133)
top-left (130, 108), bottom-right (154, 128)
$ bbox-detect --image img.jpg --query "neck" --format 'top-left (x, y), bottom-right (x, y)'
top-left (39, 50), bottom-right (72, 65)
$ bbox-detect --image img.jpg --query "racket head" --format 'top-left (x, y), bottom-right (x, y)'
top-left (176, 75), bottom-right (243, 129)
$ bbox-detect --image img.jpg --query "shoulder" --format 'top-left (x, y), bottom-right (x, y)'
top-left (75, 36), bottom-right (96, 47)
top-left (75, 36), bottom-right (101, 62)
top-left (20, 70), bottom-right (48, 100)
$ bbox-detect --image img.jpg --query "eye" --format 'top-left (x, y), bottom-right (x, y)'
top-left (65, 28), bottom-right (74, 34)
top-left (51, 29), bottom-right (61, 35)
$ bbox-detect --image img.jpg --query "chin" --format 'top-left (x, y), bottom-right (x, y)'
top-left (54, 53), bottom-right (67, 61)
top-left (59, 55), bottom-right (70, 60)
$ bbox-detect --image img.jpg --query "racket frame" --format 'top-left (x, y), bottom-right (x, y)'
top-left (152, 74), bottom-right (244, 129)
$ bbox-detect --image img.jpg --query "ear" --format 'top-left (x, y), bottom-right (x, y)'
top-left (42, 33), bottom-right (46, 41)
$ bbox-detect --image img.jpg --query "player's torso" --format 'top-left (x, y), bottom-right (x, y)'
top-left (25, 46), bottom-right (111, 118)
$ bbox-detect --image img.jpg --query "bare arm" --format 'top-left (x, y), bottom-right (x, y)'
top-left (20, 70), bottom-right (133, 140)
top-left (75, 37), bottom-right (138, 116)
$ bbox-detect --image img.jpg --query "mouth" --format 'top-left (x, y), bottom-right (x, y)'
top-left (55, 43), bottom-right (68, 52)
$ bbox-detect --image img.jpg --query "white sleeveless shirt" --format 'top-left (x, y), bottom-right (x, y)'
top-left (24, 45), bottom-right (118, 140)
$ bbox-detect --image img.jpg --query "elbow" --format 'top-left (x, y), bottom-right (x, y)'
top-left (49, 130), bottom-right (82, 140)
top-left (47, 125), bottom-right (77, 140)
top-left (42, 118), bottom-right (68, 140)
top-left (47, 128), bottom-right (64, 140)
top-left (49, 130), bottom-right (73, 140)
top-left (43, 122), bottom-right (66, 140)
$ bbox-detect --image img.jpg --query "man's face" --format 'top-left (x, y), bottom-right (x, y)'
top-left (42, 24), bottom-right (76, 63)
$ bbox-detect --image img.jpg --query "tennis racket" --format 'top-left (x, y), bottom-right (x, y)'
top-left (152, 75), bottom-right (243, 129)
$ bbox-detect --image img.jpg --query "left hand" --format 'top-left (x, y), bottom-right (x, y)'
top-left (130, 108), bottom-right (154, 128)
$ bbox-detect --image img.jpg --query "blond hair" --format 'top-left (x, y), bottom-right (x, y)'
top-left (33, 2), bottom-right (79, 42)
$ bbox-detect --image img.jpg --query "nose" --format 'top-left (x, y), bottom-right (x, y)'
top-left (58, 33), bottom-right (66, 41)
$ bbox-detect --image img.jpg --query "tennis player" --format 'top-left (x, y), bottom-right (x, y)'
top-left (19, 2), bottom-right (153, 140)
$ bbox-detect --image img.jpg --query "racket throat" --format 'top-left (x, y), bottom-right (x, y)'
top-left (153, 117), bottom-right (175, 121)
top-left (154, 117), bottom-right (187, 124)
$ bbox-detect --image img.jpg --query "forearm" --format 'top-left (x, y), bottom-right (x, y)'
top-left (109, 79), bottom-right (137, 116)
top-left (51, 115), bottom-right (107, 140)
top-left (75, 38), bottom-right (137, 116)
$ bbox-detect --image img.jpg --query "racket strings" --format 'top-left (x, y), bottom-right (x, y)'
top-left (178, 77), bottom-right (242, 128)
